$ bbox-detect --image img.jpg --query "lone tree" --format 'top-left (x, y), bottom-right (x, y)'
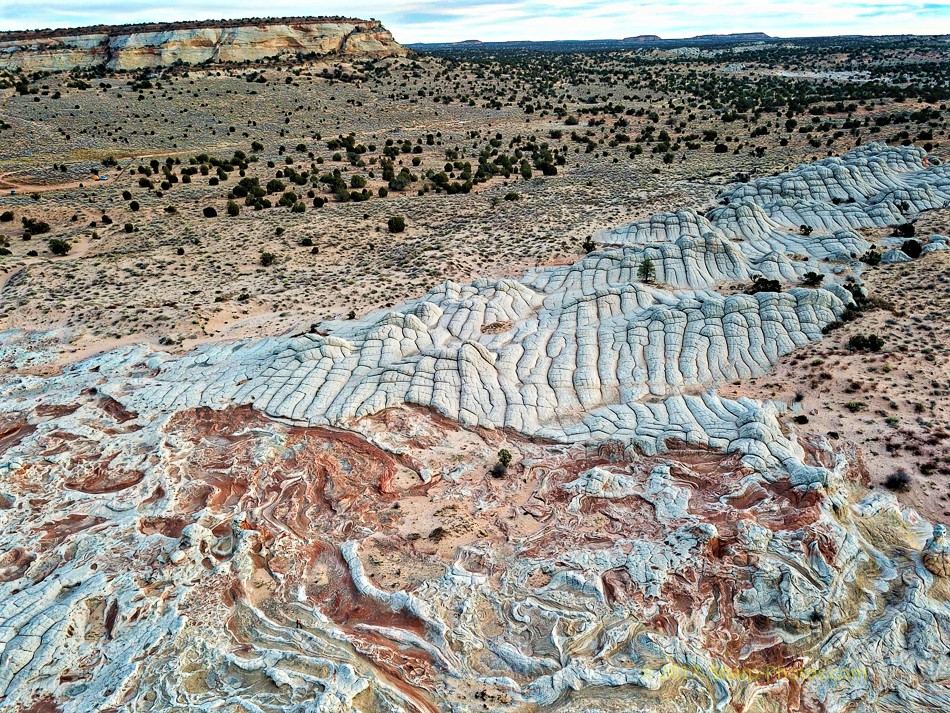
top-left (48, 238), bottom-right (71, 256)
top-left (893, 223), bottom-right (916, 239)
top-left (901, 239), bottom-right (922, 259)
top-left (638, 257), bottom-right (656, 283)
top-left (388, 216), bottom-right (406, 233)
top-left (498, 449), bottom-right (512, 468)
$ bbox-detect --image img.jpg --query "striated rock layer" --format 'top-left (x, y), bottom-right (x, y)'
top-left (2, 144), bottom-right (950, 712)
top-left (0, 17), bottom-right (407, 72)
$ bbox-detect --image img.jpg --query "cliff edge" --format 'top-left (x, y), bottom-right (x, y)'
top-left (0, 16), bottom-right (408, 72)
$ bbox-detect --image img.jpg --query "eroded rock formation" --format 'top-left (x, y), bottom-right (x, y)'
top-left (0, 17), bottom-right (407, 72)
top-left (2, 144), bottom-right (950, 712)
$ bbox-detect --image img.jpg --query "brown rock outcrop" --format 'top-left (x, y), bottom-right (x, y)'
top-left (0, 16), bottom-right (408, 72)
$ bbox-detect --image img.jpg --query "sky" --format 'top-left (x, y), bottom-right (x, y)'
top-left (1, 0), bottom-right (949, 43)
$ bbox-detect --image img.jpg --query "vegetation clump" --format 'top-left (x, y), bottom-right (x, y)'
top-left (637, 257), bottom-right (656, 283)
top-left (847, 333), bottom-right (884, 351)
top-left (48, 238), bottom-right (71, 255)
top-left (745, 274), bottom-right (782, 294)
top-left (387, 216), bottom-right (406, 233)
top-left (884, 470), bottom-right (911, 493)
top-left (900, 239), bottom-right (922, 258)
top-left (893, 223), bottom-right (916, 239)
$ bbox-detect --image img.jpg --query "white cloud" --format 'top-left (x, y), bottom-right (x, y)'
top-left (1, 0), bottom-right (948, 42)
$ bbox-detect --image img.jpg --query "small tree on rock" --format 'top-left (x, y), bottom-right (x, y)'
top-left (638, 258), bottom-right (656, 283)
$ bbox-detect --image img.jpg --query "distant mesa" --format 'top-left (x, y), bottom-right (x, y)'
top-left (410, 31), bottom-right (776, 52)
top-left (0, 16), bottom-right (408, 72)
top-left (624, 32), bottom-right (771, 42)
top-left (689, 32), bottom-right (771, 40)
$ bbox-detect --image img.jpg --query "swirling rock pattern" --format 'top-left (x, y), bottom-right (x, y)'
top-left (2, 143), bottom-right (950, 712)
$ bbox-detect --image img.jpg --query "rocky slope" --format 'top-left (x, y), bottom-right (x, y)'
top-left (2, 144), bottom-right (950, 712)
top-left (0, 17), bottom-right (407, 72)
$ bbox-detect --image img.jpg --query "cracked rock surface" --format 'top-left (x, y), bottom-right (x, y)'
top-left (2, 144), bottom-right (950, 712)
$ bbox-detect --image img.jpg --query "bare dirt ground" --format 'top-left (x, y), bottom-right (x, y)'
top-left (722, 209), bottom-right (950, 521)
top-left (0, 40), bottom-right (947, 371)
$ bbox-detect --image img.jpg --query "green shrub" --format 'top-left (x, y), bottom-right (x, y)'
top-left (21, 217), bottom-right (51, 238)
top-left (260, 252), bottom-right (276, 267)
top-left (745, 274), bottom-right (782, 294)
top-left (847, 334), bottom-right (884, 352)
top-left (884, 471), bottom-right (911, 492)
top-left (901, 239), bottom-right (922, 258)
top-left (387, 216), bottom-right (406, 233)
top-left (893, 223), bottom-right (915, 238)
top-left (48, 238), bottom-right (71, 255)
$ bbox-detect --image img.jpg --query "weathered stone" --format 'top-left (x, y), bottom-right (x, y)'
top-left (2, 144), bottom-right (949, 712)
top-left (923, 524), bottom-right (950, 577)
top-left (0, 17), bottom-right (407, 72)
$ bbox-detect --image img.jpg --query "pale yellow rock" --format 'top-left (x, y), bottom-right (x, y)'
top-left (0, 18), bottom-right (407, 72)
top-left (923, 524), bottom-right (950, 577)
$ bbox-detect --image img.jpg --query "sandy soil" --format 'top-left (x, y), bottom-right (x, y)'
top-left (722, 211), bottom-right (950, 521)
top-left (2, 48), bottom-right (945, 372)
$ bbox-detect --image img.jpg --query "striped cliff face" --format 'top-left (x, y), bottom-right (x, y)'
top-left (0, 18), bottom-right (408, 73)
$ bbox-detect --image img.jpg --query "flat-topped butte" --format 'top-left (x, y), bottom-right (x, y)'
top-left (0, 16), bottom-right (407, 72)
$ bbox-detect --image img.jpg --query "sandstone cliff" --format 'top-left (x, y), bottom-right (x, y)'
top-left (0, 17), bottom-right (407, 72)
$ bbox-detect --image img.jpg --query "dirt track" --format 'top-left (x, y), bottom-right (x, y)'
top-left (0, 171), bottom-right (116, 194)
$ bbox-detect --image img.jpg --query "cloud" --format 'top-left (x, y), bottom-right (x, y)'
top-left (1, 0), bottom-right (948, 42)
